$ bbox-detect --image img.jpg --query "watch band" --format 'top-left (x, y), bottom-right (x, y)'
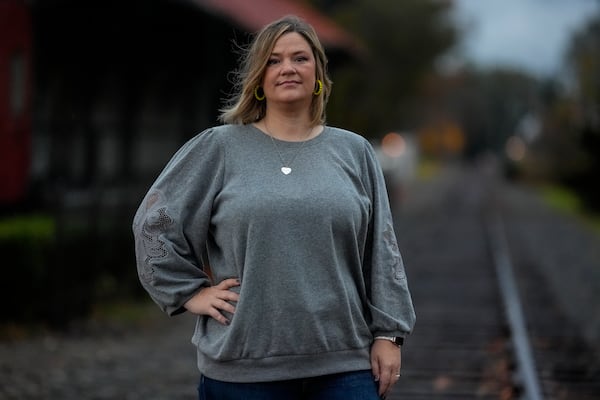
top-left (374, 336), bottom-right (403, 346)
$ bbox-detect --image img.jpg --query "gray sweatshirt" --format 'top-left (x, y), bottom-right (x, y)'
top-left (132, 124), bottom-right (415, 382)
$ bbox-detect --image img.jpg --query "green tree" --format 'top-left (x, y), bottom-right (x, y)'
top-left (451, 68), bottom-right (541, 158)
top-left (314, 0), bottom-right (458, 138)
top-left (561, 15), bottom-right (600, 210)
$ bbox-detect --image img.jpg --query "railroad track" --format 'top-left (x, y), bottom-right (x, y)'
top-left (1, 164), bottom-right (597, 400)
top-left (390, 165), bottom-right (600, 400)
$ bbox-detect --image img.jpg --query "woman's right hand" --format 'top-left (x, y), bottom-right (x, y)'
top-left (184, 278), bottom-right (240, 325)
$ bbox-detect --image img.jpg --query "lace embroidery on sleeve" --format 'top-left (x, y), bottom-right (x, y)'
top-left (135, 190), bottom-right (174, 283)
top-left (383, 222), bottom-right (406, 280)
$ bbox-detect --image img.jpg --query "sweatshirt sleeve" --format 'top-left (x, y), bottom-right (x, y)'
top-left (132, 128), bottom-right (224, 316)
top-left (362, 140), bottom-right (416, 340)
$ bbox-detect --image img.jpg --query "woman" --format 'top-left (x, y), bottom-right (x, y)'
top-left (133, 15), bottom-right (415, 400)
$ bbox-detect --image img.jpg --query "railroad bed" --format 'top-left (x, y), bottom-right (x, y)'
top-left (392, 163), bottom-right (600, 399)
top-left (1, 163), bottom-right (599, 399)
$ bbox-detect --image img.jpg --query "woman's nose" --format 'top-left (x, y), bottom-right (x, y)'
top-left (280, 59), bottom-right (296, 74)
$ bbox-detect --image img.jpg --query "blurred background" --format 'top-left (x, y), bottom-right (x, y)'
top-left (1, 0), bottom-right (599, 336)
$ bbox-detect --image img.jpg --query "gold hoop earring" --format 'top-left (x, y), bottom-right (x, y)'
top-left (254, 86), bottom-right (265, 101)
top-left (313, 79), bottom-right (323, 96)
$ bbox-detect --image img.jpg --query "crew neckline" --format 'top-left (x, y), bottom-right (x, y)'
top-left (248, 124), bottom-right (329, 146)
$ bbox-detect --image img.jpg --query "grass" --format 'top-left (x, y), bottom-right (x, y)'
top-left (538, 184), bottom-right (583, 214)
top-left (537, 184), bottom-right (600, 234)
top-left (416, 158), bottom-right (441, 180)
top-left (90, 298), bottom-right (164, 326)
top-left (0, 299), bottom-right (163, 341)
top-left (0, 214), bottom-right (55, 240)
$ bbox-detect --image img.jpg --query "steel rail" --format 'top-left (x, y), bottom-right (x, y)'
top-left (485, 212), bottom-right (544, 400)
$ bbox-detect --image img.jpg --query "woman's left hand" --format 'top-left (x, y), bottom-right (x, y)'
top-left (370, 339), bottom-right (402, 398)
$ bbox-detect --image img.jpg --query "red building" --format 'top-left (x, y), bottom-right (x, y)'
top-left (1, 0), bottom-right (356, 209)
top-left (0, 0), bottom-right (32, 204)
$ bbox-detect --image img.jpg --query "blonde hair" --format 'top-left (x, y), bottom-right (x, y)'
top-left (219, 15), bottom-right (332, 126)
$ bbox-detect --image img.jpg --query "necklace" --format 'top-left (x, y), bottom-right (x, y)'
top-left (264, 122), bottom-right (314, 175)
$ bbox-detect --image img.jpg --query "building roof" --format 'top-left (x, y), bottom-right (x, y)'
top-left (190, 0), bottom-right (357, 52)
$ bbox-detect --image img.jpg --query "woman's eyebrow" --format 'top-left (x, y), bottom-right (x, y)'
top-left (270, 49), bottom-right (310, 57)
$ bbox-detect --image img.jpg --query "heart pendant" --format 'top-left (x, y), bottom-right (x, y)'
top-left (281, 167), bottom-right (292, 175)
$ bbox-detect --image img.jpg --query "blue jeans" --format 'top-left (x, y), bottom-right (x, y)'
top-left (198, 370), bottom-right (381, 400)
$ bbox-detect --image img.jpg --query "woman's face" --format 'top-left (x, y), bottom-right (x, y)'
top-left (262, 32), bottom-right (317, 108)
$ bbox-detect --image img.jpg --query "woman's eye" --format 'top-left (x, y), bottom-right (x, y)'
top-left (267, 59), bottom-right (279, 66)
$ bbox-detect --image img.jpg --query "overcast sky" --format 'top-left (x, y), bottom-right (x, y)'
top-left (451, 0), bottom-right (600, 77)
